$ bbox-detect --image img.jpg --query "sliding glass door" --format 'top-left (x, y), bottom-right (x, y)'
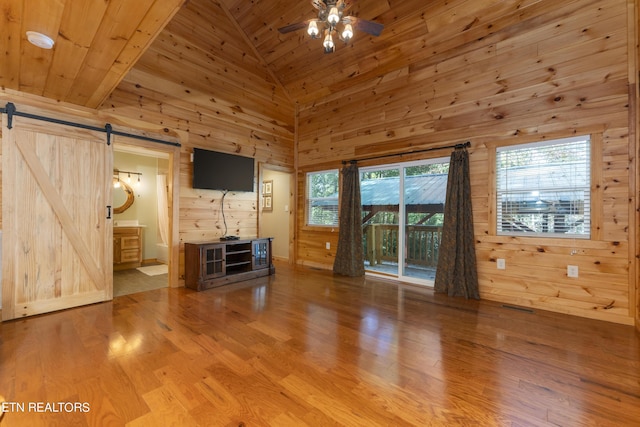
top-left (361, 158), bottom-right (449, 285)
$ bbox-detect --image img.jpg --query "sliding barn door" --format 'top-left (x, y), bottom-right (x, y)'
top-left (2, 115), bottom-right (112, 320)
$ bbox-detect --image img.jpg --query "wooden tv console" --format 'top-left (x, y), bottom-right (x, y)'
top-left (184, 237), bottom-right (274, 291)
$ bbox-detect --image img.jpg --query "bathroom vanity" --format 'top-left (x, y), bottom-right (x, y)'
top-left (113, 226), bottom-right (143, 271)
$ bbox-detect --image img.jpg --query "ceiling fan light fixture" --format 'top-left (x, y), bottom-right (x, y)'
top-left (307, 20), bottom-right (320, 38)
top-left (278, 0), bottom-right (383, 53)
top-left (26, 31), bottom-right (54, 49)
top-left (323, 31), bottom-right (335, 53)
top-left (341, 23), bottom-right (353, 42)
top-left (327, 7), bottom-right (340, 25)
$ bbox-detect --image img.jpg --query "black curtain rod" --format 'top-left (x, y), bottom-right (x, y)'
top-left (0, 102), bottom-right (180, 147)
top-left (342, 140), bottom-right (470, 164)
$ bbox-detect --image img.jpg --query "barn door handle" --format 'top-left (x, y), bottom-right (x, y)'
top-left (106, 205), bottom-right (112, 219)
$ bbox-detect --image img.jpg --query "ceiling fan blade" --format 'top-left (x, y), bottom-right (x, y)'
top-left (311, 0), bottom-right (326, 11)
top-left (351, 17), bottom-right (384, 37)
top-left (278, 21), bottom-right (309, 34)
top-left (314, 0), bottom-right (351, 11)
top-left (338, 0), bottom-right (354, 12)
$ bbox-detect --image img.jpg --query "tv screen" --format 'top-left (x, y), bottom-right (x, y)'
top-left (192, 148), bottom-right (255, 192)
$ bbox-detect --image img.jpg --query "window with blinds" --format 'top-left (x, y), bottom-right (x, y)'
top-left (306, 170), bottom-right (339, 226)
top-left (496, 136), bottom-right (590, 238)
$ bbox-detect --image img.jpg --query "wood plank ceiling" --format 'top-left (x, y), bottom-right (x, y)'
top-left (0, 0), bottom-right (186, 109)
top-left (0, 0), bottom-right (472, 109)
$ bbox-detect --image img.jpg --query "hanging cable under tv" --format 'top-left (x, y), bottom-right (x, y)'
top-left (219, 190), bottom-right (239, 240)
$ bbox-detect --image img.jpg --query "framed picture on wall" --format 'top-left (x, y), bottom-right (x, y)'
top-left (262, 180), bottom-right (273, 212)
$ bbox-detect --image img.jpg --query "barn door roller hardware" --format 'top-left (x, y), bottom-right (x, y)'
top-left (0, 102), bottom-right (181, 148)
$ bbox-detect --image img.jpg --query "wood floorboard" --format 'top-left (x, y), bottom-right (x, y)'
top-left (0, 261), bottom-right (639, 426)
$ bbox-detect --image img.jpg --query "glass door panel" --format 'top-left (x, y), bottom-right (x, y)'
top-left (204, 245), bottom-right (225, 278)
top-left (361, 167), bottom-right (400, 276)
top-left (401, 162), bottom-right (449, 282)
top-left (252, 239), bottom-right (269, 270)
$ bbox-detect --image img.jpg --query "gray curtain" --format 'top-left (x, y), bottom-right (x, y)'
top-left (333, 162), bottom-right (365, 276)
top-left (434, 147), bottom-right (480, 299)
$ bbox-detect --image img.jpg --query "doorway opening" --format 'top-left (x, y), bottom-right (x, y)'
top-left (259, 165), bottom-right (294, 263)
top-left (112, 142), bottom-right (172, 297)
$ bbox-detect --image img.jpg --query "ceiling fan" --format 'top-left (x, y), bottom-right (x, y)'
top-left (278, 0), bottom-right (384, 53)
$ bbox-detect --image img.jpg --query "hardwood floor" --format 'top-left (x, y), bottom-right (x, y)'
top-left (1, 261), bottom-right (638, 426)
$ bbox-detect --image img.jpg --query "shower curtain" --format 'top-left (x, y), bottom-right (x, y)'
top-left (156, 174), bottom-right (169, 246)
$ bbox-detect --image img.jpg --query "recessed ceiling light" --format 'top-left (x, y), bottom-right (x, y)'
top-left (26, 31), bottom-right (54, 49)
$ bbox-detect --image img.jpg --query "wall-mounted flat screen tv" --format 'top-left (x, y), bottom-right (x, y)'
top-left (192, 148), bottom-right (255, 192)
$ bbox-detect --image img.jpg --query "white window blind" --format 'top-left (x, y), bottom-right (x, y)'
top-left (306, 170), bottom-right (339, 226)
top-left (496, 136), bottom-right (590, 238)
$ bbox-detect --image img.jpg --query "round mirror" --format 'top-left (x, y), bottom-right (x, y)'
top-left (113, 179), bottom-right (135, 214)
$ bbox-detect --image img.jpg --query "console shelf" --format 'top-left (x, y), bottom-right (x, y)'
top-left (184, 238), bottom-right (274, 291)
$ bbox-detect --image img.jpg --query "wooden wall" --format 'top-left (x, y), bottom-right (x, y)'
top-left (295, 0), bottom-right (636, 325)
top-left (102, 1), bottom-right (296, 278)
top-left (636, 1), bottom-right (640, 332)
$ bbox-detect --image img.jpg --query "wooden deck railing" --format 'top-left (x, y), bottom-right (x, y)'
top-left (363, 224), bottom-right (442, 267)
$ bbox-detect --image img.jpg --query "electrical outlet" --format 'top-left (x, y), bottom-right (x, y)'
top-left (567, 265), bottom-right (579, 278)
top-left (496, 258), bottom-right (505, 270)
top-left (326, 242), bottom-right (330, 250)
